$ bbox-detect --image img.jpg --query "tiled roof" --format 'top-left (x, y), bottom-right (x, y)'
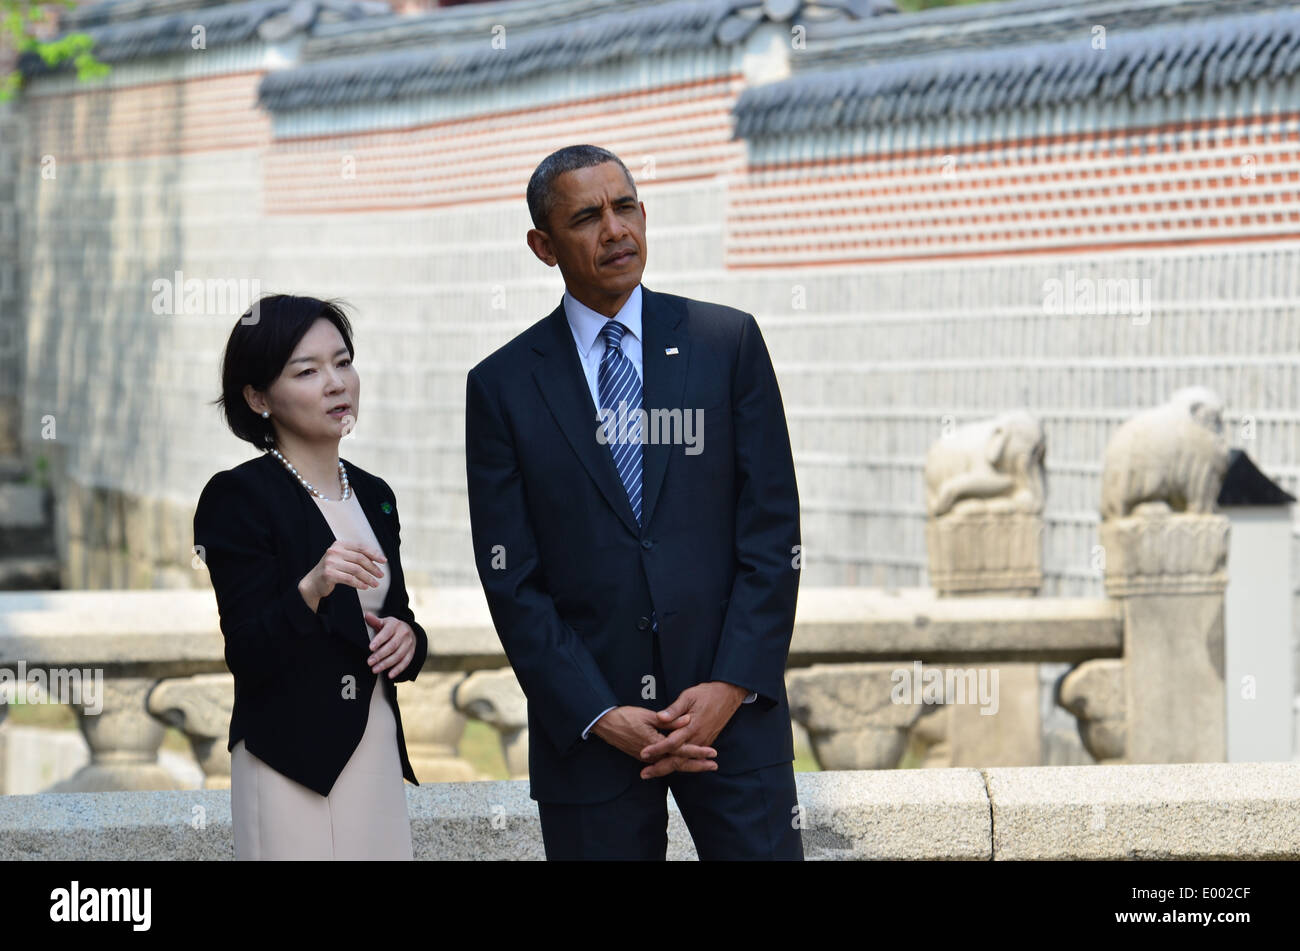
top-left (259, 0), bottom-right (737, 110)
top-left (18, 0), bottom-right (388, 75)
top-left (734, 5), bottom-right (1300, 137)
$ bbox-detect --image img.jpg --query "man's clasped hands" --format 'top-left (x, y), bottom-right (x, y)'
top-left (590, 681), bottom-right (750, 779)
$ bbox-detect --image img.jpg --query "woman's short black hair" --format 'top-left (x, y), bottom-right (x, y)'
top-left (212, 294), bottom-right (355, 450)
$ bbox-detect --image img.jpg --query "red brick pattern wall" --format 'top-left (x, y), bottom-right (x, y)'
top-left (263, 74), bottom-right (744, 214)
top-left (23, 71), bottom-right (270, 161)
top-left (727, 115), bottom-right (1300, 268)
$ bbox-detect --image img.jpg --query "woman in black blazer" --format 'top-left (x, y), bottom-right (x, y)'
top-left (193, 294), bottom-right (429, 860)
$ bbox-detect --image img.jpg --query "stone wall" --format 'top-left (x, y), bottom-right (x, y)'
top-left (10, 0), bottom-right (1300, 742)
top-left (3, 763), bottom-right (1298, 859)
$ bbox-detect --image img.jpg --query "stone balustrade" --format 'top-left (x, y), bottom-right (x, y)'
top-left (2, 391), bottom-right (1261, 791)
top-left (1, 762), bottom-right (1296, 860)
top-left (0, 587), bottom-right (1129, 790)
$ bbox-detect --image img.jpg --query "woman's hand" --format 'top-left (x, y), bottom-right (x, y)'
top-left (300, 540), bottom-right (387, 609)
top-left (363, 612), bottom-right (417, 679)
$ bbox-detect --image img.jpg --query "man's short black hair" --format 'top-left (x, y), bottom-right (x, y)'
top-left (526, 145), bottom-right (637, 231)
top-left (212, 294), bottom-right (354, 450)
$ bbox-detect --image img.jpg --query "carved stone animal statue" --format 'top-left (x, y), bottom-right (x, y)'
top-left (1100, 385), bottom-right (1230, 520)
top-left (924, 411), bottom-right (1046, 518)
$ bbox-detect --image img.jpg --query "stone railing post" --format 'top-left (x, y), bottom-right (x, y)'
top-left (1085, 385), bottom-right (1233, 763)
top-left (1100, 514), bottom-right (1229, 761)
top-left (919, 410), bottom-right (1047, 766)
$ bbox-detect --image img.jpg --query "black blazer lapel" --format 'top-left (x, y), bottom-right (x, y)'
top-left (638, 285), bottom-right (689, 528)
top-left (261, 451), bottom-right (380, 654)
top-left (532, 300), bottom-right (642, 537)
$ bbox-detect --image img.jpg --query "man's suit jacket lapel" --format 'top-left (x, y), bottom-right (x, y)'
top-left (530, 284), bottom-right (688, 537)
top-left (533, 301), bottom-right (641, 536)
top-left (639, 286), bottom-right (688, 528)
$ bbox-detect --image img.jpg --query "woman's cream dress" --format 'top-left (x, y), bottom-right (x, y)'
top-left (230, 489), bottom-right (414, 860)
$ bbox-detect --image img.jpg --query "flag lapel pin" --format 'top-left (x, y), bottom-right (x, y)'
top-left (665, 347), bottom-right (679, 356)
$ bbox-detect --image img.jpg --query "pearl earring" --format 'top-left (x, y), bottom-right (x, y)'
top-left (262, 411), bottom-right (269, 418)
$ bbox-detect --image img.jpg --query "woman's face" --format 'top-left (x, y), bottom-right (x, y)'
top-left (248, 318), bottom-right (359, 443)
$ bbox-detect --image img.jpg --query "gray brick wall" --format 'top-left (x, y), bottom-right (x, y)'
top-left (0, 100), bottom-right (21, 456)
top-left (12, 30), bottom-right (1300, 708)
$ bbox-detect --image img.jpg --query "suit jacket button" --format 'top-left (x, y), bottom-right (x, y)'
top-left (636, 616), bottom-right (650, 631)
top-left (641, 539), bottom-right (653, 549)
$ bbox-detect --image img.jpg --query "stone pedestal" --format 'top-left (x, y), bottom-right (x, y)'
top-left (926, 512), bottom-right (1043, 597)
top-left (947, 662), bottom-right (1041, 766)
top-left (397, 672), bottom-right (478, 782)
top-left (908, 705), bottom-right (952, 767)
top-left (455, 668), bottom-right (529, 778)
top-left (922, 509), bottom-right (1044, 767)
top-left (49, 674), bottom-right (176, 792)
top-left (1057, 658), bottom-right (1126, 763)
top-left (1101, 513), bottom-right (1229, 763)
top-left (0, 704), bottom-right (8, 793)
top-left (786, 664), bottom-right (933, 770)
top-left (148, 674), bottom-right (235, 788)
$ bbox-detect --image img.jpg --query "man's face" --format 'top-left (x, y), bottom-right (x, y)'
top-left (527, 161), bottom-right (647, 316)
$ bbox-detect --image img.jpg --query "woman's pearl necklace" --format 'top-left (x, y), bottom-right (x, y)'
top-left (269, 448), bottom-right (351, 501)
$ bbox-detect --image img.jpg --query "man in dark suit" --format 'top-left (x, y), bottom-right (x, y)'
top-left (464, 144), bottom-right (803, 860)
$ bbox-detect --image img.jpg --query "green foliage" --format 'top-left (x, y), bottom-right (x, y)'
top-left (1, 0), bottom-right (109, 102)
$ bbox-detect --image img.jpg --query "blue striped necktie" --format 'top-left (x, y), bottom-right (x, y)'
top-left (597, 319), bottom-right (657, 633)
top-left (597, 320), bottom-right (644, 524)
